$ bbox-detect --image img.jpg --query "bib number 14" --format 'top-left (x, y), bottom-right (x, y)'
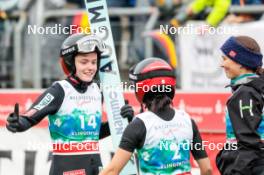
top-left (79, 114), bottom-right (97, 129)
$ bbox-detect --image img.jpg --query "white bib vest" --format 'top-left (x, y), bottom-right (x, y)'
top-left (48, 80), bottom-right (102, 155)
top-left (136, 109), bottom-right (193, 175)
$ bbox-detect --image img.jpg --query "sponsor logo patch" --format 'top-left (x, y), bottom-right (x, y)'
top-left (34, 93), bottom-right (54, 110)
top-left (63, 169), bottom-right (86, 175)
top-left (229, 50), bottom-right (237, 58)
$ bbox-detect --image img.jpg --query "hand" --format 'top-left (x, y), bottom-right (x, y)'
top-left (6, 103), bottom-right (19, 132)
top-left (120, 100), bottom-right (134, 123)
top-left (223, 14), bottom-right (239, 24)
top-left (6, 103), bottom-right (31, 133)
top-left (186, 6), bottom-right (193, 16)
top-left (224, 14), bottom-right (252, 24)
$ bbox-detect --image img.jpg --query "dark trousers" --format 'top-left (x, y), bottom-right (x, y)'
top-left (49, 154), bottom-right (102, 175)
top-left (217, 148), bottom-right (264, 175)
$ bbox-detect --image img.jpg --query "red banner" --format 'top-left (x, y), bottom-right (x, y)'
top-left (0, 91), bottom-right (44, 127)
top-left (0, 90), bottom-right (230, 175)
top-left (124, 92), bottom-right (229, 132)
top-left (0, 91), bottom-right (230, 132)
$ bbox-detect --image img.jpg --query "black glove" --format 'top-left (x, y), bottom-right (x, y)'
top-left (120, 100), bottom-right (134, 123)
top-left (6, 103), bottom-right (32, 133)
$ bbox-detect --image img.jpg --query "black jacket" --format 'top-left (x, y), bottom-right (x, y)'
top-left (228, 74), bottom-right (264, 150)
top-left (217, 74), bottom-right (264, 175)
top-left (16, 76), bottom-right (110, 139)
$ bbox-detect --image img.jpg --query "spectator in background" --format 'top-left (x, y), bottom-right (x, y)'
top-left (65, 0), bottom-right (137, 9)
top-left (169, 0), bottom-right (231, 27)
top-left (66, 0), bottom-right (85, 8)
top-left (150, 0), bottom-right (183, 19)
top-left (224, 0), bottom-right (263, 24)
top-left (21, 0), bottom-right (68, 87)
top-left (66, 0), bottom-right (137, 8)
top-left (0, 0), bottom-right (19, 87)
top-left (107, 0), bottom-right (136, 7)
top-left (106, 0), bottom-right (137, 67)
top-left (149, 0), bottom-right (183, 24)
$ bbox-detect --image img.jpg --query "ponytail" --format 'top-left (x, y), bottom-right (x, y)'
top-left (144, 93), bottom-right (172, 113)
top-left (256, 67), bottom-right (264, 75)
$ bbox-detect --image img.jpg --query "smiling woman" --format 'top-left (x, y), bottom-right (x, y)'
top-left (217, 36), bottom-right (264, 175)
top-left (220, 55), bottom-right (245, 79)
top-left (4, 33), bottom-right (131, 175)
top-left (75, 52), bottom-right (98, 82)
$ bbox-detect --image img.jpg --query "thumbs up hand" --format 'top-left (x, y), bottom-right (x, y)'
top-left (6, 103), bottom-right (31, 133)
